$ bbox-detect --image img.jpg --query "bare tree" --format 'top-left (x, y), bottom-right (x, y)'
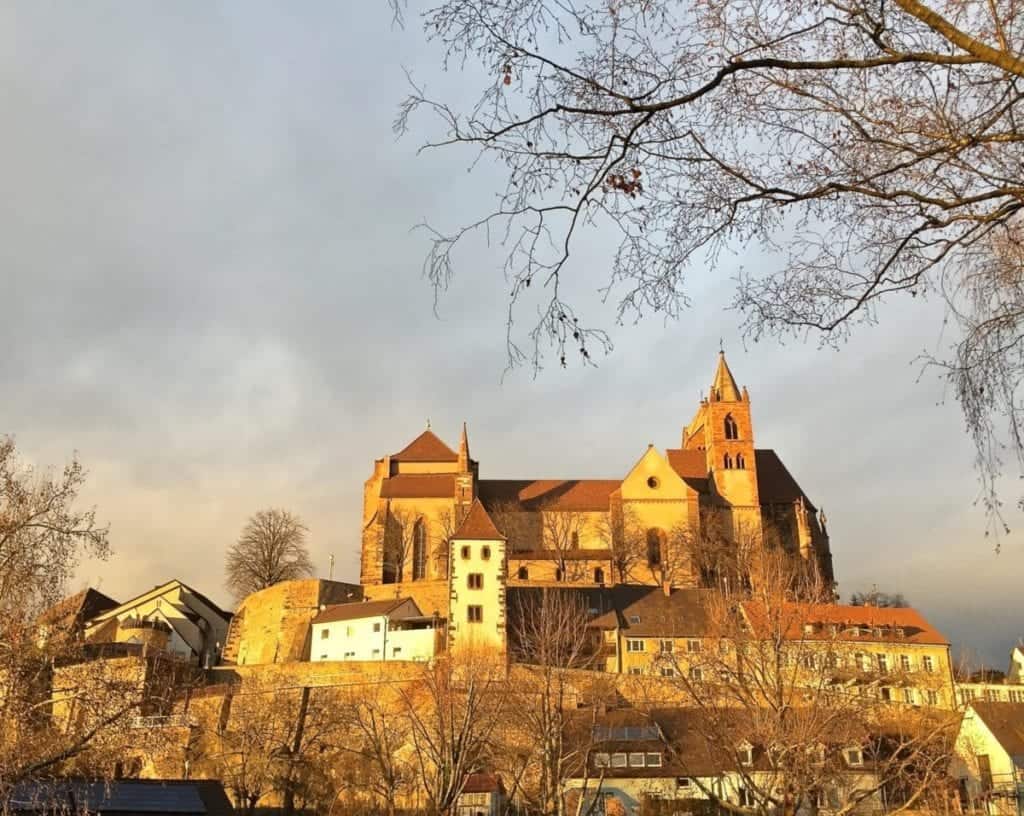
top-left (850, 589), bottom-right (911, 608)
top-left (196, 679), bottom-right (345, 816)
top-left (0, 440), bottom-right (166, 807)
top-left (598, 504), bottom-right (646, 584)
top-left (381, 507), bottom-right (420, 584)
top-left (487, 499), bottom-right (539, 553)
top-left (335, 680), bottom-right (413, 816)
top-left (0, 437), bottom-right (109, 616)
top-left (654, 547), bottom-right (956, 816)
top-left (505, 590), bottom-right (605, 816)
top-left (399, 648), bottom-right (509, 816)
top-left (225, 509), bottom-right (313, 601)
top-left (541, 509), bottom-right (587, 581)
top-left (395, 0), bottom-right (1024, 530)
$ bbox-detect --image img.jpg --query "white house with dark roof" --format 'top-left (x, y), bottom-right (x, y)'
top-left (310, 597), bottom-right (440, 662)
top-left (82, 579), bottom-right (230, 666)
top-left (952, 701), bottom-right (1024, 814)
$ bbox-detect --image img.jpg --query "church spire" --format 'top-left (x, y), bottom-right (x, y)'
top-left (458, 421), bottom-right (470, 471)
top-left (710, 351), bottom-right (743, 402)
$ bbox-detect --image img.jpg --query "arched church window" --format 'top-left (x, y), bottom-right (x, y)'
top-left (724, 453), bottom-right (733, 469)
top-left (736, 453), bottom-right (745, 469)
top-left (594, 567), bottom-right (605, 584)
top-left (517, 566), bottom-right (529, 580)
top-left (724, 414), bottom-right (739, 440)
top-left (412, 519), bottom-right (428, 581)
top-left (646, 529), bottom-right (664, 567)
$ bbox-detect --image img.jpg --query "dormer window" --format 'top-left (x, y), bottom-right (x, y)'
top-left (724, 414), bottom-right (739, 440)
top-left (630, 615), bottom-right (641, 625)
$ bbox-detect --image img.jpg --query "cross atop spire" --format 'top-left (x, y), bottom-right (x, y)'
top-left (711, 350), bottom-right (743, 402)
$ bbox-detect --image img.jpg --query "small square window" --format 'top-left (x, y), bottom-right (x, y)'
top-left (628, 667), bottom-right (642, 676)
top-left (660, 666), bottom-right (676, 677)
top-left (628, 752), bottom-right (645, 768)
top-left (467, 605), bottom-right (483, 623)
top-left (660, 640), bottom-right (674, 653)
top-left (676, 778), bottom-right (691, 789)
top-left (646, 752), bottom-right (662, 767)
top-left (320, 629), bottom-right (329, 640)
top-left (373, 622), bottom-right (381, 633)
top-left (468, 573), bottom-right (484, 590)
top-left (689, 667), bottom-right (703, 682)
top-left (593, 753), bottom-right (611, 768)
top-left (481, 546), bottom-right (491, 560)
top-left (629, 615), bottom-right (641, 625)
top-left (687, 639), bottom-right (702, 653)
top-left (611, 753), bottom-right (628, 768)
top-left (461, 545), bottom-right (471, 560)
top-left (845, 747), bottom-right (863, 767)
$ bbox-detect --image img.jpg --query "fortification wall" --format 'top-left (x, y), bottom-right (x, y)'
top-left (223, 579), bottom-right (362, 666)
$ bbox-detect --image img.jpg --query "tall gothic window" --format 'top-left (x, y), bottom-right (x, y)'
top-left (646, 528), bottom-right (663, 567)
top-left (736, 453), bottom-right (745, 469)
top-left (724, 453), bottom-right (733, 469)
top-left (412, 519), bottom-right (427, 581)
top-left (724, 414), bottom-right (739, 440)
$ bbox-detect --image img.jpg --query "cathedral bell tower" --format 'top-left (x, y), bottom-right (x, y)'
top-left (684, 353), bottom-right (760, 514)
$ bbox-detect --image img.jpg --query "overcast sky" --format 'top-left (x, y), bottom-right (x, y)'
top-left (2, 2), bottom-right (1019, 668)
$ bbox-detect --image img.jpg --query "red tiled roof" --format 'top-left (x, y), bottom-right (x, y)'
top-left (391, 430), bottom-right (458, 462)
top-left (461, 773), bottom-right (505, 795)
top-left (380, 473), bottom-right (455, 498)
top-left (312, 598), bottom-right (419, 624)
top-left (452, 500), bottom-right (505, 540)
top-left (740, 601), bottom-right (949, 645)
top-left (665, 448), bottom-right (709, 492)
top-left (478, 479), bottom-right (618, 512)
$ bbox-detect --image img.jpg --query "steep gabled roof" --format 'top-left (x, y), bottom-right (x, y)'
top-left (40, 587), bottom-right (120, 628)
top-left (461, 773), bottom-right (505, 795)
top-left (754, 449), bottom-right (815, 509)
top-left (391, 429), bottom-right (458, 462)
top-left (478, 479), bottom-right (619, 512)
top-left (712, 351), bottom-right (742, 401)
top-left (312, 597), bottom-right (420, 624)
top-left (452, 499), bottom-right (505, 540)
top-left (970, 702), bottom-right (1024, 760)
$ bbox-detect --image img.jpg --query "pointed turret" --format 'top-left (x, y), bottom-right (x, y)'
top-left (711, 351), bottom-right (743, 402)
top-left (458, 422), bottom-right (470, 471)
